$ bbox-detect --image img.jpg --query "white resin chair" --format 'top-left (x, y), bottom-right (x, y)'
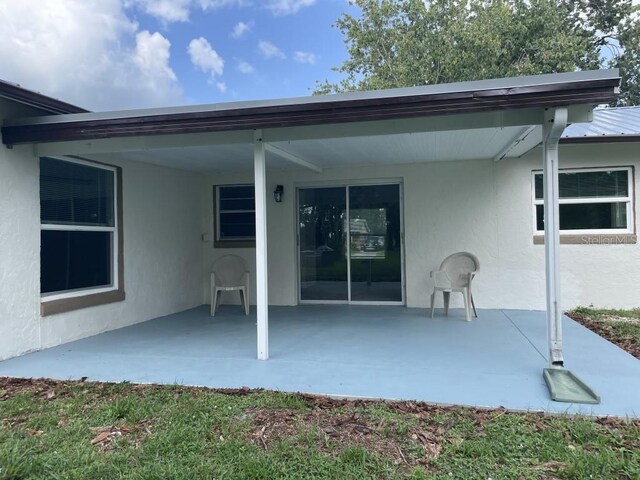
top-left (430, 252), bottom-right (479, 322)
top-left (211, 254), bottom-right (250, 316)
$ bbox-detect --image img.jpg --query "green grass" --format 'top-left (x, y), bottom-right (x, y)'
top-left (568, 307), bottom-right (640, 359)
top-left (1, 379), bottom-right (639, 479)
top-left (571, 306), bottom-right (640, 320)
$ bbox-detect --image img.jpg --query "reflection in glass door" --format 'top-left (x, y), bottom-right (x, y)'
top-left (298, 183), bottom-right (403, 304)
top-left (298, 187), bottom-right (348, 301)
top-left (349, 184), bottom-right (402, 302)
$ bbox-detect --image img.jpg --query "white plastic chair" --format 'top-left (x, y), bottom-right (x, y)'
top-left (430, 252), bottom-right (479, 321)
top-left (211, 254), bottom-right (250, 316)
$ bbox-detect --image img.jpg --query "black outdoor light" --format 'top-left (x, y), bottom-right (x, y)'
top-left (273, 185), bottom-right (284, 203)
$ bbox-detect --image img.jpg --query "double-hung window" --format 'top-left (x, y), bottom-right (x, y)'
top-left (214, 184), bottom-right (256, 247)
top-left (533, 167), bottom-right (634, 235)
top-left (40, 156), bottom-right (124, 314)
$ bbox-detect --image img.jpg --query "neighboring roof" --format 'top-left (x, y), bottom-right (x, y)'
top-left (0, 79), bottom-right (88, 115)
top-left (2, 69), bottom-right (619, 146)
top-left (562, 106), bottom-right (640, 143)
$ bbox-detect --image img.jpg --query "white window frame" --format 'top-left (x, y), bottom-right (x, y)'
top-left (215, 184), bottom-right (256, 242)
top-left (40, 156), bottom-right (119, 302)
top-left (531, 166), bottom-right (634, 235)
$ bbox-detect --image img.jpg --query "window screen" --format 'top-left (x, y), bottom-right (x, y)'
top-left (216, 185), bottom-right (256, 240)
top-left (533, 168), bottom-right (632, 233)
top-left (40, 157), bottom-right (114, 226)
top-left (40, 157), bottom-right (116, 295)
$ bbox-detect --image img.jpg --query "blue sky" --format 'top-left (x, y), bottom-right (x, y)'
top-left (0, 0), bottom-right (357, 111)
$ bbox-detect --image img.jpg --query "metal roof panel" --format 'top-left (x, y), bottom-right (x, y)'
top-left (564, 106), bottom-right (640, 138)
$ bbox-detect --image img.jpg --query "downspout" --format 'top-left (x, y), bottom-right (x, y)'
top-left (542, 107), bottom-right (568, 367)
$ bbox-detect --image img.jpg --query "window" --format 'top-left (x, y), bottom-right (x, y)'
top-left (40, 157), bottom-right (124, 315)
top-left (533, 167), bottom-right (634, 235)
top-left (214, 184), bottom-right (255, 247)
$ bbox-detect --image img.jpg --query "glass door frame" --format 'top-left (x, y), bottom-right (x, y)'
top-left (296, 179), bottom-right (405, 306)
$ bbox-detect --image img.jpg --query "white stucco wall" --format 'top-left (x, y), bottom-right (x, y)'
top-left (0, 144), bottom-right (42, 359)
top-left (0, 142), bottom-right (204, 360)
top-left (203, 142), bottom-right (640, 311)
top-left (496, 143), bottom-right (640, 309)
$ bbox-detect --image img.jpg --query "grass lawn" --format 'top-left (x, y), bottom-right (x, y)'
top-left (1, 378), bottom-right (639, 479)
top-left (567, 307), bottom-right (640, 359)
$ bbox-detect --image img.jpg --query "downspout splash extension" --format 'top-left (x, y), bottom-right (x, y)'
top-left (541, 107), bottom-right (600, 405)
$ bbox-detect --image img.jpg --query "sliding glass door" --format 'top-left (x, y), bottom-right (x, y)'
top-left (298, 183), bottom-right (403, 304)
top-left (298, 187), bottom-right (348, 301)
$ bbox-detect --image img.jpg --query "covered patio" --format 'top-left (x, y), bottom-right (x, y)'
top-left (1, 305), bottom-right (638, 417)
top-left (2, 69), bottom-right (635, 414)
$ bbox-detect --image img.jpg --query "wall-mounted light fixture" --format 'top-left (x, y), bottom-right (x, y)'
top-left (273, 185), bottom-right (284, 203)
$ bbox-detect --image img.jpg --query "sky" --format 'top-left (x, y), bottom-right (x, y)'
top-left (0, 0), bottom-right (356, 111)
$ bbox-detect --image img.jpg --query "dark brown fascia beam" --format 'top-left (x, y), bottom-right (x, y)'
top-left (0, 81), bottom-right (88, 115)
top-left (560, 135), bottom-right (640, 144)
top-left (1, 79), bottom-right (618, 145)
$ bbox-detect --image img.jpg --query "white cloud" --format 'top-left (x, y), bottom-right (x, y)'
top-left (202, 0), bottom-right (313, 15)
top-left (293, 50), bottom-right (317, 64)
top-left (265, 0), bottom-right (315, 15)
top-left (236, 60), bottom-right (255, 74)
top-left (188, 37), bottom-right (224, 77)
top-left (231, 20), bottom-right (253, 39)
top-left (216, 81), bottom-right (227, 93)
top-left (0, 0), bottom-right (183, 111)
top-left (126, 0), bottom-right (248, 23)
top-left (127, 0), bottom-right (313, 23)
top-left (199, 0), bottom-right (249, 9)
top-left (258, 40), bottom-right (285, 59)
top-left (134, 31), bottom-right (177, 80)
top-left (125, 0), bottom-right (191, 23)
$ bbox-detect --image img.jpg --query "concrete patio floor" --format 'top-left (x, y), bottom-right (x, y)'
top-left (1, 305), bottom-right (639, 417)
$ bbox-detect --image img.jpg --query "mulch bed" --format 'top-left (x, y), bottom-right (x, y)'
top-left (566, 311), bottom-right (640, 360)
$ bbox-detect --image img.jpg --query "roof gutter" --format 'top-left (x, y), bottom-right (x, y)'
top-left (560, 134), bottom-right (640, 144)
top-left (1, 74), bottom-right (619, 146)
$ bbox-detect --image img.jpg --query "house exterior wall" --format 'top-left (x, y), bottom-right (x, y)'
top-left (0, 143), bottom-right (42, 359)
top-left (0, 139), bottom-right (204, 360)
top-left (204, 142), bottom-right (640, 311)
top-left (2, 127), bottom-right (637, 361)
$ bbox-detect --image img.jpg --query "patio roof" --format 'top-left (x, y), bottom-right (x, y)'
top-left (1, 305), bottom-right (638, 417)
top-left (1, 69), bottom-right (618, 148)
top-left (0, 70), bottom-right (619, 175)
top-left (0, 78), bottom-right (87, 115)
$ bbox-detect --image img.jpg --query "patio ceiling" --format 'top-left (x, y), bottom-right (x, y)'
top-left (87, 125), bottom-right (535, 174)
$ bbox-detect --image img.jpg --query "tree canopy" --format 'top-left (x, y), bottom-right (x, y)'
top-left (316, 0), bottom-right (640, 106)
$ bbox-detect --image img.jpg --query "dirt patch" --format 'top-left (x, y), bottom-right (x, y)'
top-left (566, 312), bottom-right (640, 359)
top-left (600, 315), bottom-right (640, 325)
top-left (0, 377), bottom-right (67, 401)
top-left (89, 420), bottom-right (154, 453)
top-left (241, 400), bottom-right (510, 470)
top-left (244, 406), bottom-right (445, 469)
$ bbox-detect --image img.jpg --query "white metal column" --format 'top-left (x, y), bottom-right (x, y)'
top-left (542, 108), bottom-right (567, 367)
top-left (254, 129), bottom-right (269, 360)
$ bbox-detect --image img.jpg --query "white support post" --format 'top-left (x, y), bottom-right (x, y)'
top-left (542, 108), bottom-right (568, 367)
top-left (254, 129), bottom-right (269, 360)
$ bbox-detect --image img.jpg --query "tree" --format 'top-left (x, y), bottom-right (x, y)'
top-left (316, 0), bottom-right (640, 105)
